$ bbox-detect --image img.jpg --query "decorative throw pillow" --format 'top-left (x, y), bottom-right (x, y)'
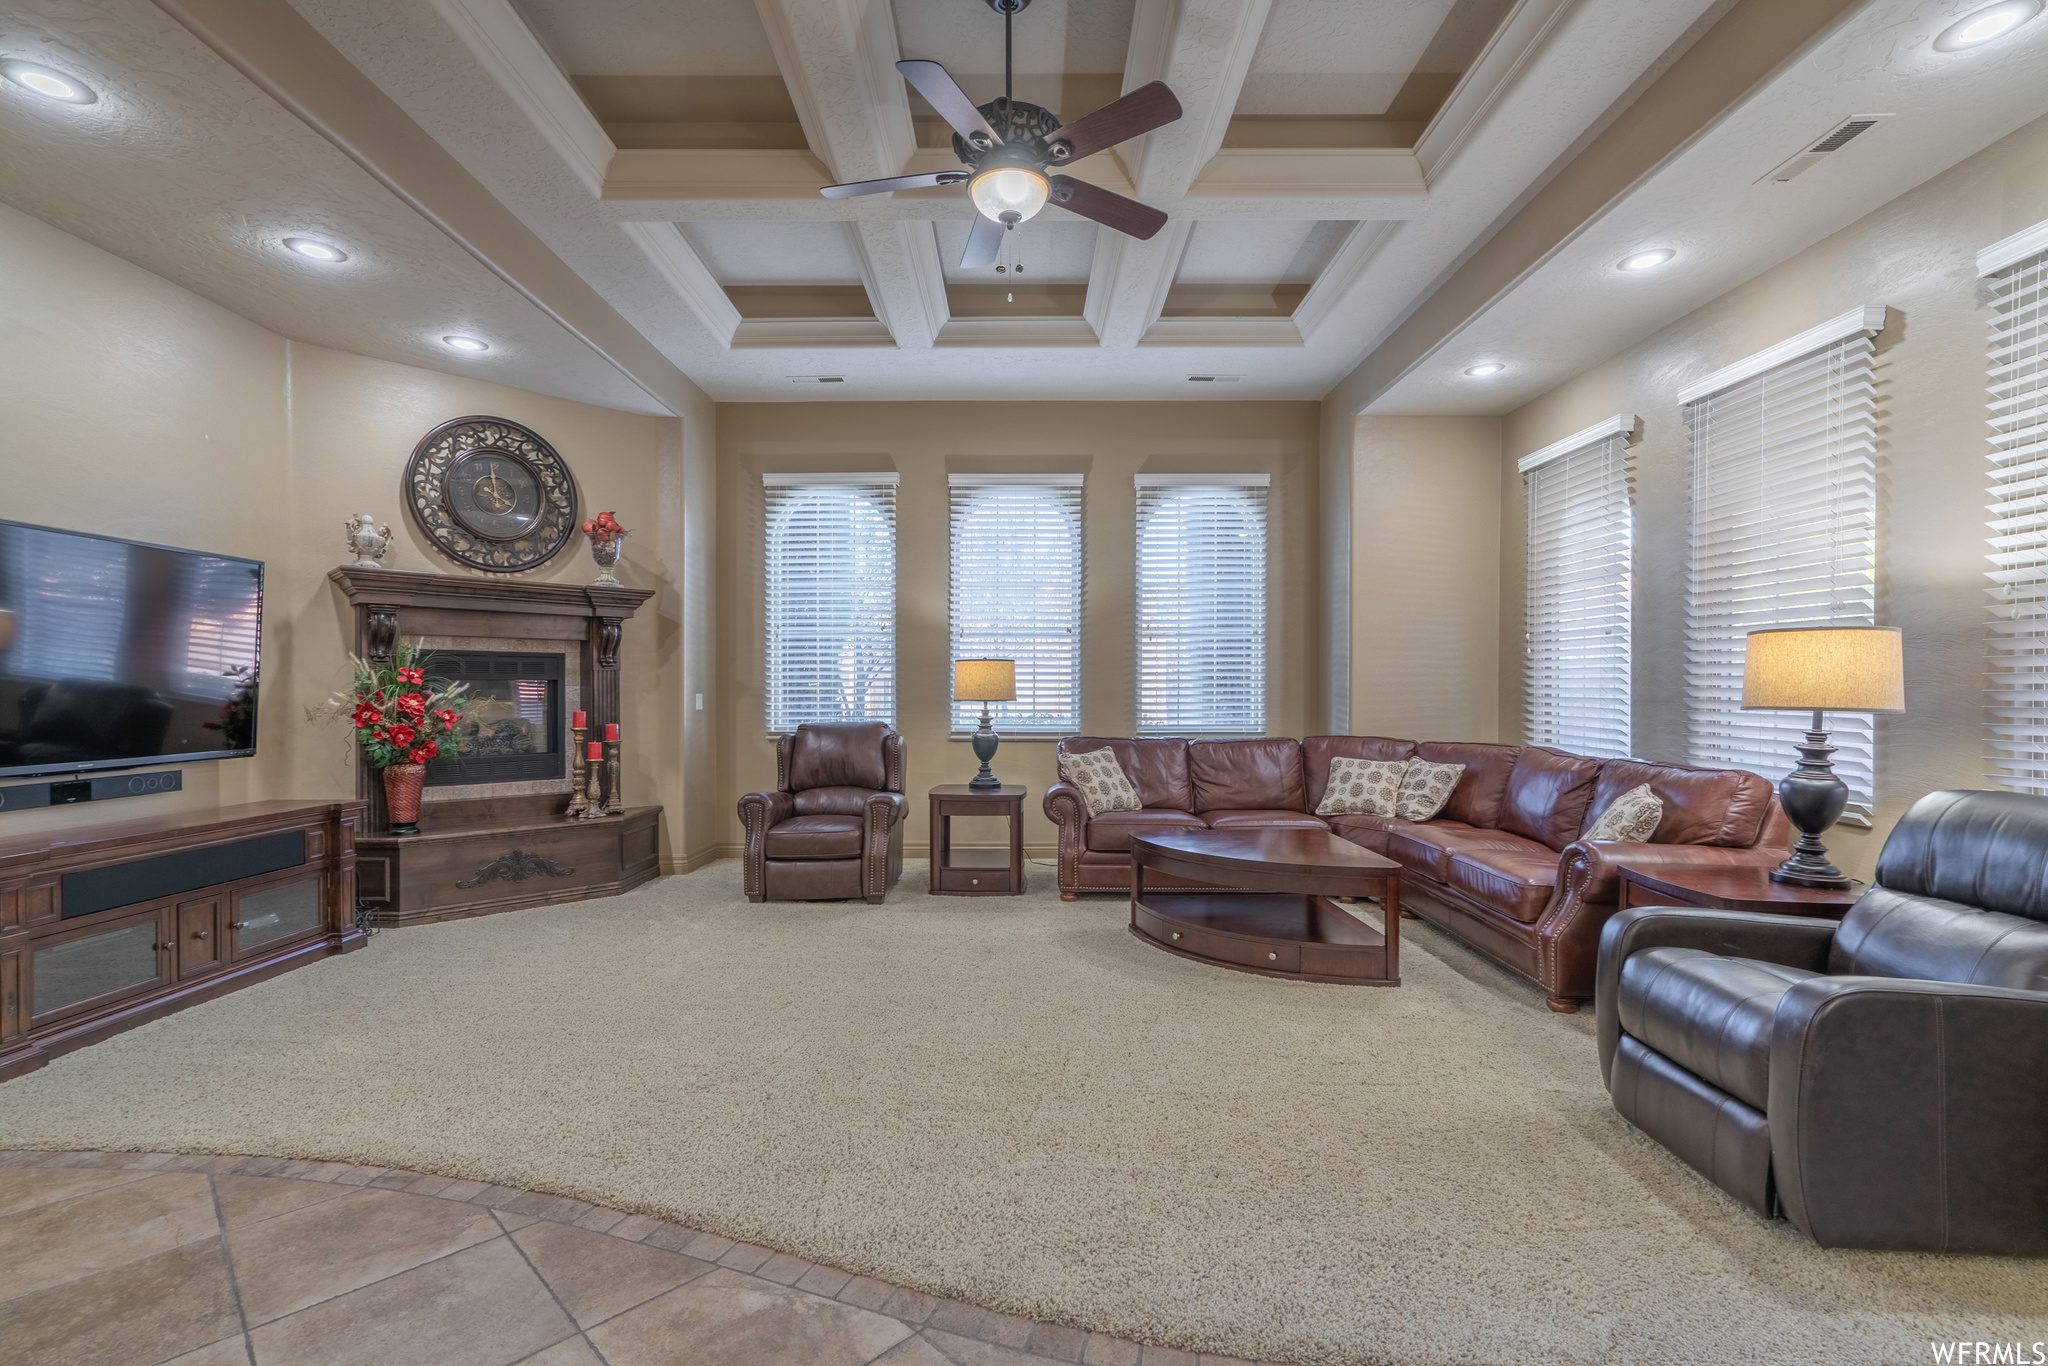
top-left (1395, 760), bottom-right (1465, 822)
top-left (1316, 757), bottom-right (1410, 817)
top-left (1583, 783), bottom-right (1663, 843)
top-left (1058, 747), bottom-right (1142, 818)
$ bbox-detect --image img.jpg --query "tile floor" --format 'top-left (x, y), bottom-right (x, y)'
top-left (0, 1149), bottom-right (1279, 1366)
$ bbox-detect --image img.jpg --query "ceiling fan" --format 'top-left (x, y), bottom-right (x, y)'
top-left (818, 0), bottom-right (1184, 270)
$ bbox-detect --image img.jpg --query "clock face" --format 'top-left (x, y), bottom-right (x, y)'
top-left (403, 417), bottom-right (578, 573)
top-left (445, 448), bottom-right (542, 541)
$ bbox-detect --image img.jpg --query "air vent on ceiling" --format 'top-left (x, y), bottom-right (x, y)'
top-left (1759, 113), bottom-right (1893, 183)
top-left (1187, 374), bottom-right (1244, 383)
top-left (786, 375), bottom-right (845, 383)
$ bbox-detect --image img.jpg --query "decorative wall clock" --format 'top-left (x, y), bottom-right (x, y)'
top-left (403, 416), bottom-right (578, 573)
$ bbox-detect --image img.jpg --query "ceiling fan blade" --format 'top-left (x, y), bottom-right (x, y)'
top-left (960, 213), bottom-right (1004, 269)
top-left (820, 171), bottom-right (967, 200)
top-left (897, 60), bottom-right (1002, 148)
top-left (1046, 83), bottom-right (1182, 164)
top-left (1047, 176), bottom-right (1168, 241)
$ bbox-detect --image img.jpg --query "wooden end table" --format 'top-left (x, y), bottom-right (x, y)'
top-left (1619, 864), bottom-right (1864, 918)
top-left (927, 785), bottom-right (1025, 895)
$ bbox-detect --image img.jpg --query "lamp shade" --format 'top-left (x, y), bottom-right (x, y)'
top-left (954, 658), bottom-right (1016, 702)
top-left (1741, 626), bottom-right (1904, 712)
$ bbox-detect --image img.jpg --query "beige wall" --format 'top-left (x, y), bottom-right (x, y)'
top-left (1346, 416), bottom-right (1504, 742)
top-left (1499, 112), bottom-right (2048, 881)
top-left (715, 401), bottom-right (1322, 856)
top-left (0, 200), bottom-right (712, 866)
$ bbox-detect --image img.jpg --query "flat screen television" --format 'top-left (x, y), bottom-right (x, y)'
top-left (0, 520), bottom-right (263, 780)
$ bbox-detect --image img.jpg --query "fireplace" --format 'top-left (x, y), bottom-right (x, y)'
top-left (421, 650), bottom-right (564, 787)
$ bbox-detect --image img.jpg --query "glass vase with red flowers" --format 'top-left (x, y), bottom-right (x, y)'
top-left (315, 640), bottom-right (471, 835)
top-left (582, 510), bottom-right (628, 586)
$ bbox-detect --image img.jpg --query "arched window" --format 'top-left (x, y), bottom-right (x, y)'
top-left (1134, 477), bottom-right (1267, 735)
top-left (764, 475), bottom-right (897, 730)
top-left (949, 476), bottom-right (1083, 733)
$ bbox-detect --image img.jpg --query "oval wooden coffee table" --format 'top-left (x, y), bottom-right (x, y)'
top-left (1129, 828), bottom-right (1402, 986)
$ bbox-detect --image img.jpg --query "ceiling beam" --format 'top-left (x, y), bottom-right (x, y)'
top-left (148, 0), bottom-right (710, 415)
top-left (1084, 0), bottom-right (1274, 348)
top-left (427, 0), bottom-right (743, 351)
top-left (1325, 0), bottom-right (1872, 416)
top-left (753, 0), bottom-right (945, 348)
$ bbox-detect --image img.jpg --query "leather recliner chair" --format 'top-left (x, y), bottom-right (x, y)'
top-left (1597, 788), bottom-right (2048, 1253)
top-left (738, 722), bottom-right (906, 904)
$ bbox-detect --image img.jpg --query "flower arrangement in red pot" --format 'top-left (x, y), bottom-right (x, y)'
top-left (319, 640), bottom-right (470, 835)
top-left (583, 510), bottom-right (629, 585)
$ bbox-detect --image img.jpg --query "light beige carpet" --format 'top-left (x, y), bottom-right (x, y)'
top-left (2, 860), bottom-right (2043, 1365)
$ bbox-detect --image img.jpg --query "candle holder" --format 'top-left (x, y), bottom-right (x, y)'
top-left (580, 741), bottom-right (604, 819)
top-left (566, 725), bottom-right (590, 817)
top-left (604, 741), bottom-right (624, 815)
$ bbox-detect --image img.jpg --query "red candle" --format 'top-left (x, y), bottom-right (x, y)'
top-left (605, 723), bottom-right (620, 742)
top-left (571, 710), bottom-right (587, 730)
top-left (587, 741), bottom-right (603, 761)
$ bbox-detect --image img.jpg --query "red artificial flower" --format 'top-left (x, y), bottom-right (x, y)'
top-left (435, 709), bottom-right (460, 729)
top-left (373, 689), bottom-right (386, 704)
top-left (414, 741), bottom-right (439, 762)
top-left (397, 667), bottom-right (424, 685)
top-left (385, 723), bottom-right (417, 749)
top-left (350, 702), bottom-right (381, 729)
top-left (396, 692), bottom-right (426, 718)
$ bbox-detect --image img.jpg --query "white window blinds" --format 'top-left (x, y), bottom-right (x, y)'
top-left (1682, 310), bottom-right (1882, 819)
top-left (1135, 476), bottom-right (1268, 735)
top-left (1522, 417), bottom-right (1635, 758)
top-left (763, 474), bottom-right (897, 731)
top-left (1982, 224), bottom-right (2048, 791)
top-left (949, 476), bottom-right (1083, 734)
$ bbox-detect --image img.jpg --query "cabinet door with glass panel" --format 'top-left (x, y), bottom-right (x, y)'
top-left (27, 905), bottom-right (176, 1030)
top-left (227, 872), bottom-right (328, 963)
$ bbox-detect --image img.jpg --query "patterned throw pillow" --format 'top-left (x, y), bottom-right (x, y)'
top-left (1583, 783), bottom-right (1663, 843)
top-left (1395, 760), bottom-right (1465, 822)
top-left (1316, 757), bottom-right (1410, 817)
top-left (1058, 747), bottom-right (1142, 818)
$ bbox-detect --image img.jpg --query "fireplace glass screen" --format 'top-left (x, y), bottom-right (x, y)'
top-left (421, 651), bottom-right (564, 786)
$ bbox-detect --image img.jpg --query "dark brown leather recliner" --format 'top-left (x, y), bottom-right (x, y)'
top-left (1597, 789), bottom-right (2048, 1253)
top-left (739, 723), bottom-right (906, 904)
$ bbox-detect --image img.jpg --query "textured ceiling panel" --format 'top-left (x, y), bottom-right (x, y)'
top-left (512, 0), bottom-right (781, 77)
top-left (937, 216), bottom-right (1097, 283)
top-left (1239, 0), bottom-right (1459, 116)
top-left (1177, 220), bottom-right (1350, 283)
top-left (680, 220), bottom-right (868, 284)
top-left (893, 0), bottom-right (1133, 110)
top-left (0, 0), bottom-right (658, 411)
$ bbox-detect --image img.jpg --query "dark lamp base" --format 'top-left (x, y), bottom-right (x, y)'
top-left (968, 706), bottom-right (1002, 791)
top-left (1771, 861), bottom-right (1852, 891)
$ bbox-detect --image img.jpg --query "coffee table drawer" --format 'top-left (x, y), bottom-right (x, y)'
top-left (1187, 925), bottom-right (1299, 973)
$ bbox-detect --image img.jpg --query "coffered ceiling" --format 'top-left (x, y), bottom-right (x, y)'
top-left (1, 0), bottom-right (2043, 413)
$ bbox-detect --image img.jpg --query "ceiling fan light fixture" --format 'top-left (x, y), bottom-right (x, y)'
top-left (970, 165), bottom-right (1049, 224)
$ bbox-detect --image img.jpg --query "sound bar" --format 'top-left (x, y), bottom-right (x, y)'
top-left (0, 769), bottom-right (184, 813)
top-left (61, 829), bottom-right (307, 920)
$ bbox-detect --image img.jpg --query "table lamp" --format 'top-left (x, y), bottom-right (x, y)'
top-left (954, 658), bottom-right (1016, 791)
top-left (1741, 625), bottom-right (1904, 888)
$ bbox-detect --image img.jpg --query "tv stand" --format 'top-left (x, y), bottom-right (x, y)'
top-left (0, 800), bottom-right (365, 1081)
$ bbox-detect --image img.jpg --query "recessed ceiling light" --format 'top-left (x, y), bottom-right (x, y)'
top-left (1618, 248), bottom-right (1676, 272)
top-left (1465, 363), bottom-right (1506, 377)
top-left (1, 60), bottom-right (98, 104)
top-left (442, 335), bottom-right (489, 352)
top-left (1934, 0), bottom-right (2042, 49)
top-left (283, 237), bottom-right (347, 263)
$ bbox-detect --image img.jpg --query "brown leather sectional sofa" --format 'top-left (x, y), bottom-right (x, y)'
top-left (1045, 735), bottom-right (1791, 1011)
